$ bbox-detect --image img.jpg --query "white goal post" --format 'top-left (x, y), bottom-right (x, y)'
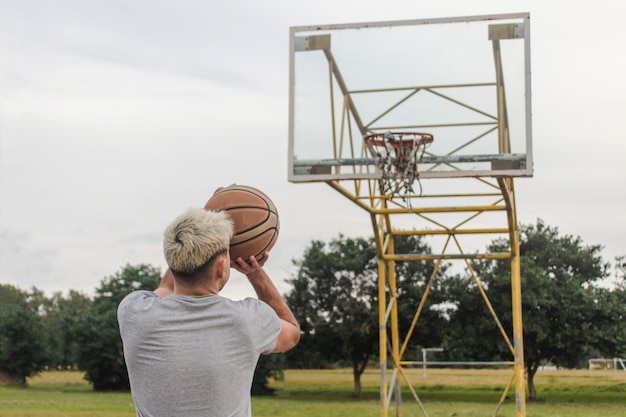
top-left (588, 358), bottom-right (626, 378)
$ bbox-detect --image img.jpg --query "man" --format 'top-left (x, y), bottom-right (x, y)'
top-left (117, 207), bottom-right (300, 417)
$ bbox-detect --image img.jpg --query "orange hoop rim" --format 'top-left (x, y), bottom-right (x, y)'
top-left (364, 131), bottom-right (433, 148)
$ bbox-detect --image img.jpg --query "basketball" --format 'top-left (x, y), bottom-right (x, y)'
top-left (203, 185), bottom-right (279, 262)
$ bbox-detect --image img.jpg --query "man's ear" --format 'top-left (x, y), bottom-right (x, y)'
top-left (216, 253), bottom-right (229, 279)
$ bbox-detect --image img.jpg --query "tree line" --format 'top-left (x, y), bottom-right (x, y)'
top-left (0, 219), bottom-right (624, 401)
top-left (283, 219), bottom-right (625, 400)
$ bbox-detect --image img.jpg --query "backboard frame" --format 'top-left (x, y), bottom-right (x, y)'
top-left (288, 13), bottom-right (533, 182)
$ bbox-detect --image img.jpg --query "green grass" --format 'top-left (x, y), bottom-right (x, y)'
top-left (0, 372), bottom-right (135, 417)
top-left (0, 368), bottom-right (624, 416)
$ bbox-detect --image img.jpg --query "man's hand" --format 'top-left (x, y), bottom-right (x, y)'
top-left (231, 252), bottom-right (269, 274)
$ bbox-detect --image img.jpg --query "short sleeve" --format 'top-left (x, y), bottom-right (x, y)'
top-left (117, 290), bottom-right (158, 334)
top-left (239, 298), bottom-right (282, 355)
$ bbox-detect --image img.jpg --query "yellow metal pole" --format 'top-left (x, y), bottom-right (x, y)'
top-left (511, 250), bottom-right (526, 417)
top-left (510, 220), bottom-right (526, 416)
top-left (499, 178), bottom-right (526, 417)
top-left (387, 235), bottom-right (402, 417)
top-left (378, 257), bottom-right (389, 417)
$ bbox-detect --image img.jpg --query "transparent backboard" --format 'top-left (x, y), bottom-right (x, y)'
top-left (288, 13), bottom-right (532, 182)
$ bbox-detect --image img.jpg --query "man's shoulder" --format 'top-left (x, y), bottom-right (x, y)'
top-left (121, 290), bottom-right (156, 303)
top-left (230, 296), bottom-right (271, 311)
top-left (118, 290), bottom-right (157, 313)
top-left (229, 297), bottom-right (280, 324)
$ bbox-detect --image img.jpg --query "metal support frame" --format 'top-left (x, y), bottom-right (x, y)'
top-left (293, 13), bottom-right (531, 415)
top-left (329, 177), bottom-right (527, 417)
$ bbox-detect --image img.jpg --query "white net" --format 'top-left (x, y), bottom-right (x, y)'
top-left (365, 131), bottom-right (433, 199)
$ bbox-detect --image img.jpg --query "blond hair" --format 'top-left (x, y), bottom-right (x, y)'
top-left (163, 208), bottom-right (233, 274)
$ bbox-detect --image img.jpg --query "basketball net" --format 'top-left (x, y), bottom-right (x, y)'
top-left (364, 131), bottom-right (433, 201)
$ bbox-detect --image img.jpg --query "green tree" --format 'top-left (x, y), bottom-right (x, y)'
top-left (614, 255), bottom-right (626, 284)
top-left (75, 264), bottom-right (161, 390)
top-left (22, 288), bottom-right (92, 370)
top-left (0, 284), bottom-right (48, 385)
top-left (285, 235), bottom-right (378, 397)
top-left (29, 288), bottom-right (64, 369)
top-left (285, 234), bottom-right (440, 397)
top-left (591, 255), bottom-right (626, 358)
top-left (443, 219), bottom-right (616, 401)
top-left (393, 236), bottom-right (450, 356)
top-left (251, 353), bottom-right (286, 396)
top-left (56, 290), bottom-right (93, 369)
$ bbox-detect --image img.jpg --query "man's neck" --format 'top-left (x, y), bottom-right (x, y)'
top-left (174, 282), bottom-right (219, 296)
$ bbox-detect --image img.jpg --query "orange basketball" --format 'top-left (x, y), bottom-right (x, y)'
top-left (204, 185), bottom-right (279, 262)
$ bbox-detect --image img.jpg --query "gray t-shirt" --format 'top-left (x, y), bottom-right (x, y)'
top-left (117, 291), bottom-right (281, 417)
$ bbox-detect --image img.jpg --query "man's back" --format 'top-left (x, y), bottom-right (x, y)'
top-left (118, 291), bottom-right (281, 417)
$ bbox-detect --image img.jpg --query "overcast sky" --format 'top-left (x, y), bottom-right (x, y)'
top-left (1, 0), bottom-right (624, 300)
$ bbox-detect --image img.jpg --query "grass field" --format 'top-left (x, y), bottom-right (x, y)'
top-left (0, 368), bottom-right (624, 417)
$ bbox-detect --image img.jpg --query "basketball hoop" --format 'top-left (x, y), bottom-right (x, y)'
top-left (364, 131), bottom-right (433, 198)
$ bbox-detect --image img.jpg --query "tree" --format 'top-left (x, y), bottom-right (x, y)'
top-left (27, 288), bottom-right (65, 369)
top-left (75, 264), bottom-right (161, 390)
top-left (55, 290), bottom-right (93, 369)
top-left (251, 353), bottom-right (286, 396)
top-left (614, 255), bottom-right (626, 285)
top-left (591, 255), bottom-right (626, 359)
top-left (392, 236), bottom-right (451, 356)
top-left (284, 234), bottom-right (440, 397)
top-left (443, 219), bottom-right (617, 401)
top-left (285, 235), bottom-right (378, 397)
top-left (0, 284), bottom-right (49, 385)
top-left (23, 288), bottom-right (92, 370)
